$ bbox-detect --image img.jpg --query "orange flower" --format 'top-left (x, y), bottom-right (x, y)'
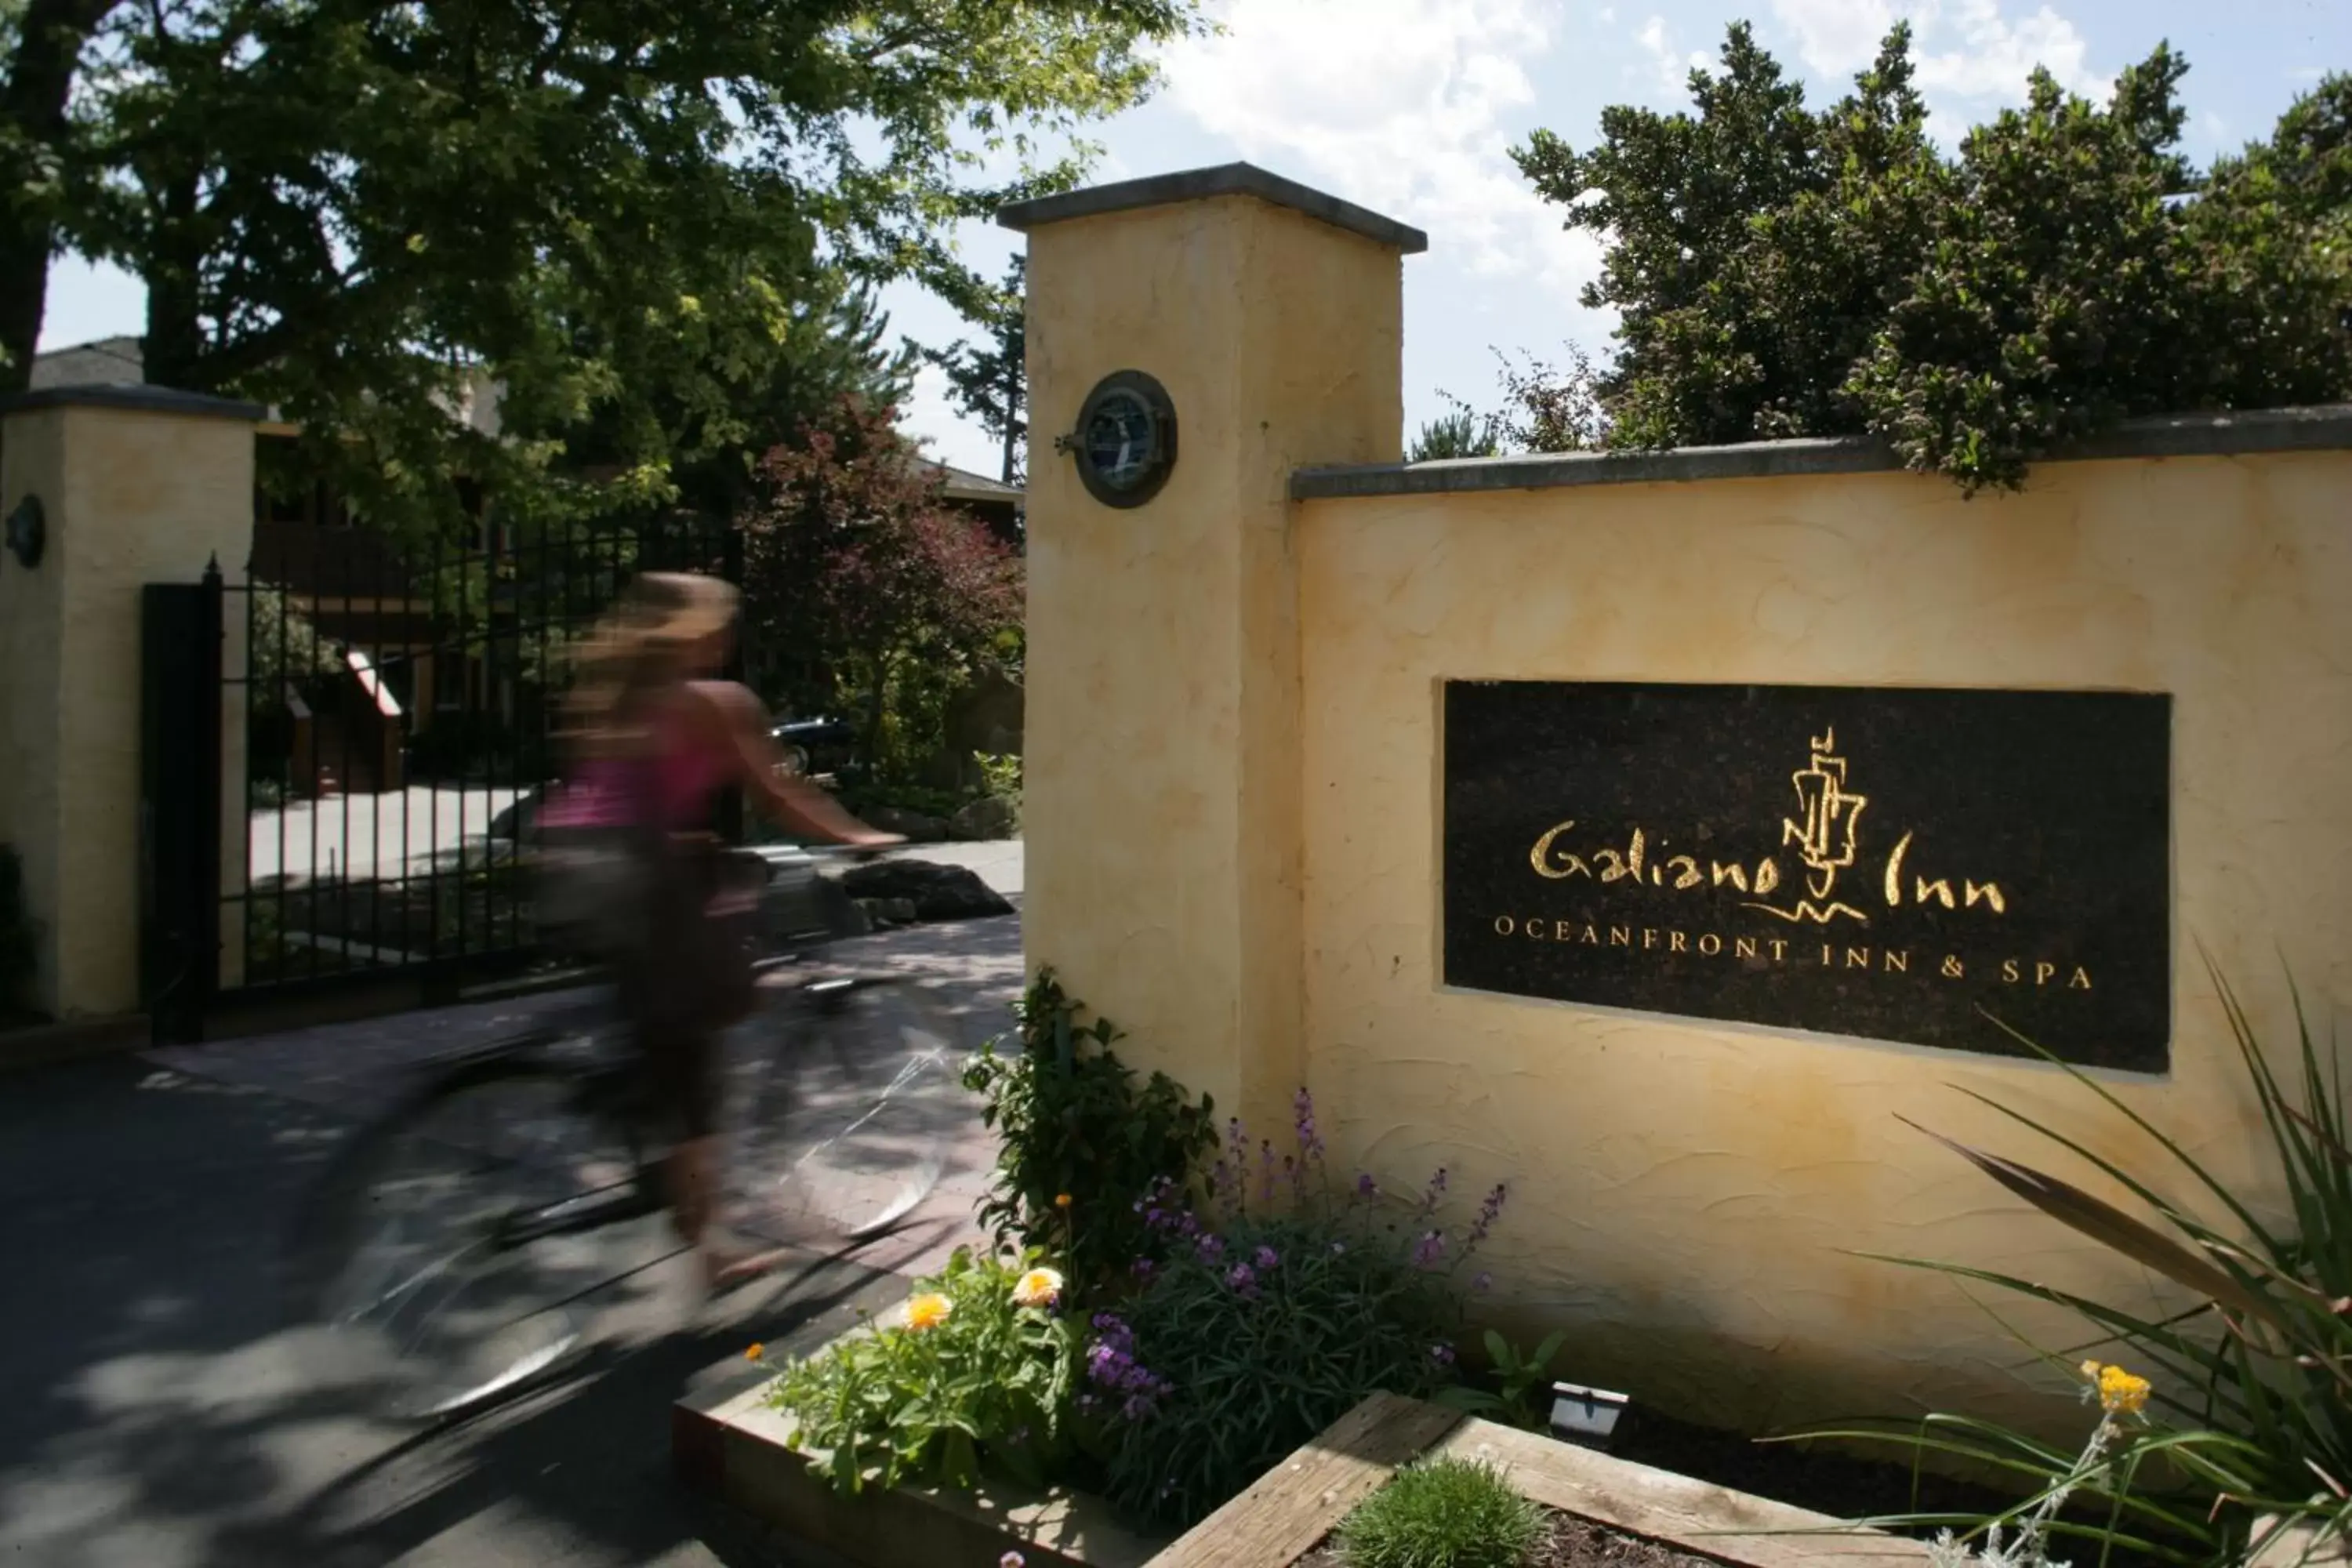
top-left (906, 1293), bottom-right (953, 1332)
top-left (1054, 1193), bottom-right (1073, 1210)
top-left (1011, 1267), bottom-right (1065, 1309)
top-left (744, 1342), bottom-right (765, 1362)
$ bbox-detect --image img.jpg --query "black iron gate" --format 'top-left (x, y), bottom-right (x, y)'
top-left (140, 516), bottom-right (740, 1041)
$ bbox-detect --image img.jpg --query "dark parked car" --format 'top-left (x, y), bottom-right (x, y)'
top-left (771, 715), bottom-right (855, 779)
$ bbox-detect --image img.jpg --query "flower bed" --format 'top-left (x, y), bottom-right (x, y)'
top-left (702, 970), bottom-right (2352, 1566)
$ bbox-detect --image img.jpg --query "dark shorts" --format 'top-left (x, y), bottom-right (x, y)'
top-left (548, 826), bottom-right (761, 1144)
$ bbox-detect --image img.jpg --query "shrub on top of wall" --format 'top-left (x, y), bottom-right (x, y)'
top-left (0, 846), bottom-right (36, 1019)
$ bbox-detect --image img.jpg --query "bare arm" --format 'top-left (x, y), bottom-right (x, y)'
top-left (686, 681), bottom-right (902, 847)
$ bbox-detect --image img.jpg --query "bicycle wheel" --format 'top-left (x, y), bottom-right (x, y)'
top-left (286, 1054), bottom-right (659, 1421)
top-left (733, 976), bottom-right (960, 1243)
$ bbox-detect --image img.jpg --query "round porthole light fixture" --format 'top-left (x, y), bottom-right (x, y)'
top-left (1063, 370), bottom-right (1177, 509)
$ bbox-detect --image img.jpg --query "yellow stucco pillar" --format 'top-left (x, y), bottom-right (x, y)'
top-left (1002, 164), bottom-right (1425, 1137)
top-left (0, 385), bottom-right (261, 1019)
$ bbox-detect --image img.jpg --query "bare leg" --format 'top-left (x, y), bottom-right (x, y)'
top-left (669, 1135), bottom-right (794, 1291)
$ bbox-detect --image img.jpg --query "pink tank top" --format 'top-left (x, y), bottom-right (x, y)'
top-left (543, 706), bottom-right (732, 831)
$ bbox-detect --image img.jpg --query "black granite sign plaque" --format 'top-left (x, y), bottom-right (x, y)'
top-left (1442, 682), bottom-right (2172, 1070)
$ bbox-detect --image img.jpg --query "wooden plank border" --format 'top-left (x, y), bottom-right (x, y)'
top-left (1431, 1417), bottom-right (1932, 1566)
top-left (1142, 1396), bottom-right (1934, 1567)
top-left (671, 1373), bottom-right (1171, 1568)
top-left (1145, 1392), bottom-right (1466, 1568)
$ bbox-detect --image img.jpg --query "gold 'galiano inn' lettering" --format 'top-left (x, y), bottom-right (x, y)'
top-left (1523, 729), bottom-right (2009, 928)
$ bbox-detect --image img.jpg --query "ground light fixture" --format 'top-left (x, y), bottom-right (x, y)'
top-left (1548, 1382), bottom-right (1632, 1452)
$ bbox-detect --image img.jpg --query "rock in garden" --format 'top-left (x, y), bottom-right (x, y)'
top-left (948, 795), bottom-right (1018, 841)
top-left (837, 858), bottom-right (1014, 922)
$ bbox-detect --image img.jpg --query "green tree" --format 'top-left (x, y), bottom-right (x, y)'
top-left (0, 0), bottom-right (114, 389)
top-left (1421, 346), bottom-right (1610, 458)
top-left (10, 0), bottom-right (1192, 534)
top-left (1407, 407), bottom-right (1497, 461)
top-left (736, 394), bottom-right (1022, 774)
top-left (920, 253), bottom-right (1027, 485)
top-left (1513, 24), bottom-right (2352, 492)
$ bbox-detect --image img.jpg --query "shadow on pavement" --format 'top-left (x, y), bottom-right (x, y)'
top-left (0, 1051), bottom-right (947, 1567)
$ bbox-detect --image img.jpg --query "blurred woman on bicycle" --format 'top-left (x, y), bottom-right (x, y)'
top-left (542, 571), bottom-right (901, 1291)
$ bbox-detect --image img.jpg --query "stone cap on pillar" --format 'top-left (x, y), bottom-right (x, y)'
top-left (0, 382), bottom-right (266, 422)
top-left (997, 162), bottom-right (1428, 254)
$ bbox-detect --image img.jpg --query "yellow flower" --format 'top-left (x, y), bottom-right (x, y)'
top-left (2096, 1363), bottom-right (2151, 1415)
top-left (906, 1292), bottom-right (953, 1332)
top-left (1011, 1267), bottom-right (1065, 1309)
top-left (1054, 1193), bottom-right (1073, 1210)
top-left (744, 1342), bottom-right (765, 1362)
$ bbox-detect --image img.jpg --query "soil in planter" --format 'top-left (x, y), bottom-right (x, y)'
top-left (1298, 1507), bottom-right (1731, 1568)
top-left (1609, 1407), bottom-right (2173, 1568)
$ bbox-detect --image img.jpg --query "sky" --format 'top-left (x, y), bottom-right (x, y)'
top-left (36, 0), bottom-right (2352, 480)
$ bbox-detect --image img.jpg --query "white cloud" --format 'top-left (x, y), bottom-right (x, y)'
top-left (1769, 0), bottom-right (2105, 110)
top-left (1769, 0), bottom-right (1900, 78)
top-left (1154, 0), bottom-right (1601, 292)
top-left (1634, 14), bottom-right (1714, 99)
top-left (899, 361), bottom-right (1006, 477)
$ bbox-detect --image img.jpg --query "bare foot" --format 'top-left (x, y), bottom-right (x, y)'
top-left (705, 1245), bottom-right (796, 1295)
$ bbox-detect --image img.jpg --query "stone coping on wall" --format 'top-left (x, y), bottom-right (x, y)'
top-left (1290, 403), bottom-right (2352, 499)
top-left (998, 162), bottom-right (1430, 254)
top-left (0, 381), bottom-right (267, 422)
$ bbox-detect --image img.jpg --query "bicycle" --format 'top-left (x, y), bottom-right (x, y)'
top-left (282, 845), bottom-right (964, 1421)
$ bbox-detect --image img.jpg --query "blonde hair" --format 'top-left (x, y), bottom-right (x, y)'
top-left (561, 571), bottom-right (740, 763)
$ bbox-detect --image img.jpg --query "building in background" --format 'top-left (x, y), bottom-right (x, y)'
top-left (31, 337), bottom-right (1025, 796)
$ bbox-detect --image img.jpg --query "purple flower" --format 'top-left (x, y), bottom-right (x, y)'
top-left (1225, 1261), bottom-right (1258, 1296)
top-left (1291, 1087), bottom-right (1326, 1167)
top-left (1410, 1229), bottom-right (1447, 1269)
top-left (1353, 1172), bottom-right (1378, 1202)
top-left (1430, 1343), bottom-right (1457, 1367)
top-left (1195, 1233), bottom-right (1225, 1265)
top-left (1253, 1245), bottom-right (1279, 1271)
top-left (1419, 1166), bottom-right (1450, 1215)
top-left (1466, 1182), bottom-right (1507, 1250)
top-left (1258, 1140), bottom-right (1277, 1207)
top-left (1472, 1270), bottom-right (1493, 1294)
top-left (1085, 1313), bottom-right (1174, 1421)
top-left (1131, 1258), bottom-right (1156, 1279)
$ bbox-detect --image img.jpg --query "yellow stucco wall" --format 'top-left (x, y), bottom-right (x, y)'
top-left (1022, 192), bottom-right (1404, 1138)
top-left (0, 399), bottom-right (256, 1018)
top-left (1293, 453), bottom-right (2352, 1431)
top-left (0, 412), bottom-right (70, 1011)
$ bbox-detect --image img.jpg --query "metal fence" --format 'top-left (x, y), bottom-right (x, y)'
top-left (142, 515), bottom-right (739, 1040)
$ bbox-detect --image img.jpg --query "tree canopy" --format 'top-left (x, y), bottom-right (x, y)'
top-left (2, 0), bottom-right (1192, 533)
top-left (1504, 23), bottom-right (2352, 491)
top-left (736, 393), bottom-right (1022, 768)
top-left (920, 252), bottom-right (1026, 485)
